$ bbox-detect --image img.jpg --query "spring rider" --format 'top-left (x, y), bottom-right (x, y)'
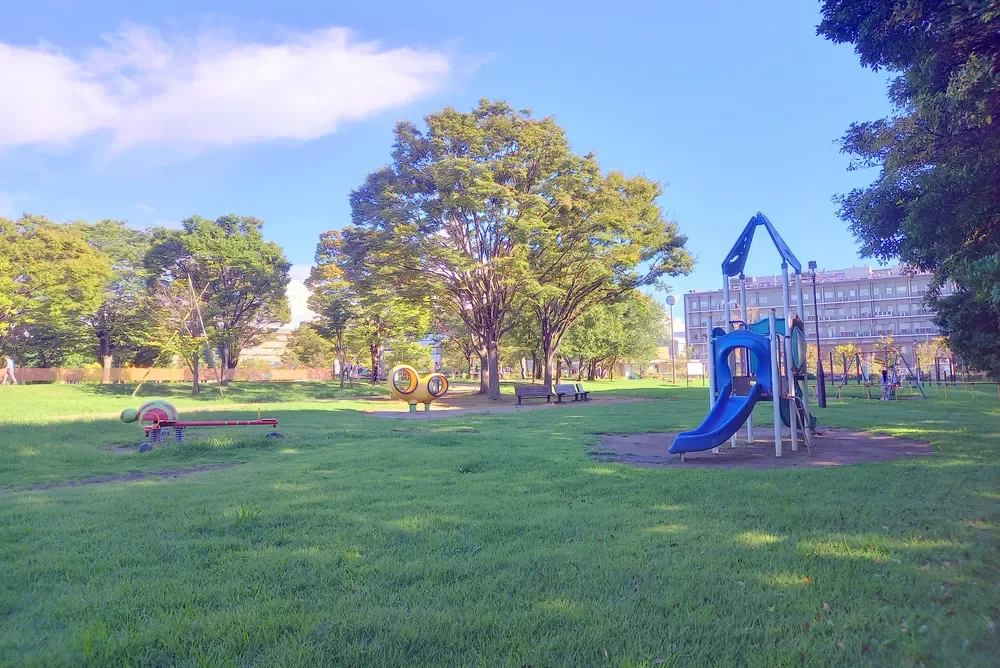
top-left (389, 365), bottom-right (449, 411)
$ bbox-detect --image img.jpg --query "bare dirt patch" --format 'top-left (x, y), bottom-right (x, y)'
top-left (591, 428), bottom-right (933, 469)
top-left (367, 393), bottom-right (653, 420)
top-left (28, 463), bottom-right (243, 490)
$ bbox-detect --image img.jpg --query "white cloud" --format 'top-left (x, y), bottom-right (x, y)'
top-left (286, 279), bottom-right (317, 328)
top-left (289, 263), bottom-right (312, 281)
top-left (136, 202), bottom-right (156, 213)
top-left (0, 24), bottom-right (452, 152)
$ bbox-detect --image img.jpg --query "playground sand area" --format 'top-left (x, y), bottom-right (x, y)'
top-left (591, 428), bottom-right (933, 469)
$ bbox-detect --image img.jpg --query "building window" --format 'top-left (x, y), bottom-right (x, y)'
top-left (885, 286), bottom-right (893, 295)
top-left (860, 288), bottom-right (869, 297)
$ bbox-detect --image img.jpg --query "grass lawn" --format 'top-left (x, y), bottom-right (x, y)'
top-left (0, 380), bottom-right (997, 666)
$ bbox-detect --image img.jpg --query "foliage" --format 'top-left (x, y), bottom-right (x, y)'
top-left (281, 325), bottom-right (333, 369)
top-left (345, 100), bottom-right (691, 396)
top-left (145, 215), bottom-right (291, 372)
top-left (0, 215), bottom-right (110, 366)
top-left (819, 1), bottom-right (1000, 376)
top-left (562, 291), bottom-right (663, 380)
top-left (384, 340), bottom-right (434, 373)
top-left (70, 219), bottom-right (158, 379)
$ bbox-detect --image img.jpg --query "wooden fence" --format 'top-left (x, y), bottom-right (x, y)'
top-left (14, 367), bottom-right (335, 384)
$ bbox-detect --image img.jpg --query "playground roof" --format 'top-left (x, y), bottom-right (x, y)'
top-left (722, 212), bottom-right (802, 277)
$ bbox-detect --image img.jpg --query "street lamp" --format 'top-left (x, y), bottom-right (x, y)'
top-left (666, 295), bottom-right (677, 384)
top-left (808, 261), bottom-right (827, 408)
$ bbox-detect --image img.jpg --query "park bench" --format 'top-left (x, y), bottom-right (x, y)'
top-left (575, 383), bottom-right (591, 401)
top-left (555, 383), bottom-right (585, 402)
top-left (514, 384), bottom-right (553, 404)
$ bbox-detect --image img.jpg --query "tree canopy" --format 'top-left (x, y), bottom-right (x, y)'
top-left (345, 99), bottom-right (689, 397)
top-left (819, 0), bottom-right (1000, 376)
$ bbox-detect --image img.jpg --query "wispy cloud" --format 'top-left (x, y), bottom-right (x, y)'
top-left (287, 279), bottom-right (317, 328)
top-left (0, 24), bottom-right (453, 153)
top-left (136, 202), bottom-right (156, 214)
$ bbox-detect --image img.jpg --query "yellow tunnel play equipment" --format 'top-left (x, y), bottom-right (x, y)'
top-left (389, 365), bottom-right (449, 411)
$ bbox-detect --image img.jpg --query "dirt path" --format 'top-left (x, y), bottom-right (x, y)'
top-left (26, 463), bottom-right (243, 491)
top-left (592, 428), bottom-right (933, 469)
top-left (366, 395), bottom-right (655, 420)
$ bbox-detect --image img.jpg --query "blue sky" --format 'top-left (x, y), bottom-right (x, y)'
top-left (0, 0), bottom-right (893, 327)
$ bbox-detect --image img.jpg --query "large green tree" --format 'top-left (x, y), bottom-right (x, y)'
top-left (145, 215), bottom-right (291, 378)
top-left (819, 1), bottom-right (1000, 376)
top-left (562, 291), bottom-right (663, 381)
top-left (70, 219), bottom-right (157, 381)
top-left (523, 155), bottom-right (691, 387)
top-left (346, 99), bottom-right (690, 398)
top-left (0, 215), bottom-right (109, 366)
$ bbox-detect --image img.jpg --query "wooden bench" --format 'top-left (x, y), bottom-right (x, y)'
top-left (555, 383), bottom-right (585, 402)
top-left (514, 384), bottom-right (553, 404)
top-left (575, 383), bottom-right (591, 401)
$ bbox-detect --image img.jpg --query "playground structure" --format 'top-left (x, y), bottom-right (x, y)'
top-left (389, 365), bottom-right (450, 411)
top-left (834, 349), bottom-right (928, 400)
top-left (671, 212), bottom-right (818, 458)
top-left (120, 400), bottom-right (279, 443)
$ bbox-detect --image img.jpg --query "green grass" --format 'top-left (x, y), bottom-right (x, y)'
top-left (0, 380), bottom-right (997, 666)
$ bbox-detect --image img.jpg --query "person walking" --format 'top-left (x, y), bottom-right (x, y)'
top-left (2, 354), bottom-right (17, 385)
top-left (880, 369), bottom-right (889, 401)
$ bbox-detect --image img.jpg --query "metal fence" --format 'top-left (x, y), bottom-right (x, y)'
top-left (13, 367), bottom-right (335, 384)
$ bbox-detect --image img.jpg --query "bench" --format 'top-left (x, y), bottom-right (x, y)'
top-left (575, 383), bottom-right (591, 401)
top-left (514, 384), bottom-right (553, 404)
top-left (555, 383), bottom-right (585, 402)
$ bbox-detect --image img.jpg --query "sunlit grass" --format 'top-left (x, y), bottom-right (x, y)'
top-left (0, 379), bottom-right (997, 665)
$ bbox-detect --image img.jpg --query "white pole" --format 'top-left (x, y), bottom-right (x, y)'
top-left (707, 315), bottom-right (716, 411)
top-left (795, 271), bottom-right (814, 445)
top-left (769, 310), bottom-right (782, 458)
top-left (740, 273), bottom-right (752, 443)
top-left (785, 333), bottom-right (798, 452)
top-left (781, 262), bottom-right (791, 323)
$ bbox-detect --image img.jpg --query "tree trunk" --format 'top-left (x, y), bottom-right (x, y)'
top-left (220, 342), bottom-right (231, 385)
top-left (486, 339), bottom-right (501, 400)
top-left (192, 352), bottom-right (201, 395)
top-left (520, 357), bottom-right (527, 380)
top-left (578, 357), bottom-right (584, 381)
top-left (530, 352), bottom-right (537, 383)
top-left (370, 345), bottom-right (380, 384)
top-left (478, 349), bottom-right (489, 395)
top-left (102, 355), bottom-right (114, 384)
top-left (543, 347), bottom-right (557, 389)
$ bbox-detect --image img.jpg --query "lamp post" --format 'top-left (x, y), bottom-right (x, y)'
top-left (808, 261), bottom-right (827, 408)
top-left (666, 295), bottom-right (676, 384)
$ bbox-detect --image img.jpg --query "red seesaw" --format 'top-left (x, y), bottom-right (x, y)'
top-left (120, 400), bottom-right (280, 445)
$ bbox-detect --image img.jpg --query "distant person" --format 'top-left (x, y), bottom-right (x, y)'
top-left (880, 369), bottom-right (889, 401)
top-left (2, 355), bottom-right (16, 385)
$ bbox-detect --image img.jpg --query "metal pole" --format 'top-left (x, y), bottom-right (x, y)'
top-left (769, 311), bottom-right (782, 457)
top-left (785, 334), bottom-right (798, 452)
top-left (810, 264), bottom-right (827, 408)
top-left (740, 273), bottom-right (752, 443)
top-left (667, 298), bottom-right (676, 385)
top-left (795, 271), bottom-right (813, 437)
top-left (722, 274), bottom-right (732, 333)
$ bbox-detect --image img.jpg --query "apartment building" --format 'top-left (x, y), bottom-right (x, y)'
top-left (684, 265), bottom-right (952, 361)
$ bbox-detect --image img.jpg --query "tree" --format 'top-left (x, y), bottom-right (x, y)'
top-left (523, 155), bottom-right (692, 387)
top-left (819, 1), bottom-right (1000, 377)
top-left (384, 340), bottom-right (434, 373)
top-left (345, 100), bottom-right (579, 399)
top-left (145, 215), bottom-right (291, 378)
top-left (562, 291), bottom-right (663, 380)
top-left (281, 325), bottom-right (333, 369)
top-left (0, 215), bottom-right (109, 365)
top-left (70, 219), bottom-right (157, 382)
top-left (307, 231), bottom-right (357, 387)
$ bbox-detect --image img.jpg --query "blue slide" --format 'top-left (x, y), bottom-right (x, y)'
top-left (669, 330), bottom-right (772, 455)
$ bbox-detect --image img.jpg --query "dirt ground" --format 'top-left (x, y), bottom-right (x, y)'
top-left (365, 390), bottom-right (657, 420)
top-left (28, 463), bottom-right (242, 490)
top-left (591, 428), bottom-right (933, 469)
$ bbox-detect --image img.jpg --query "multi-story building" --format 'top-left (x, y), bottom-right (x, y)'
top-left (684, 265), bottom-right (953, 362)
top-left (240, 327), bottom-right (295, 366)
